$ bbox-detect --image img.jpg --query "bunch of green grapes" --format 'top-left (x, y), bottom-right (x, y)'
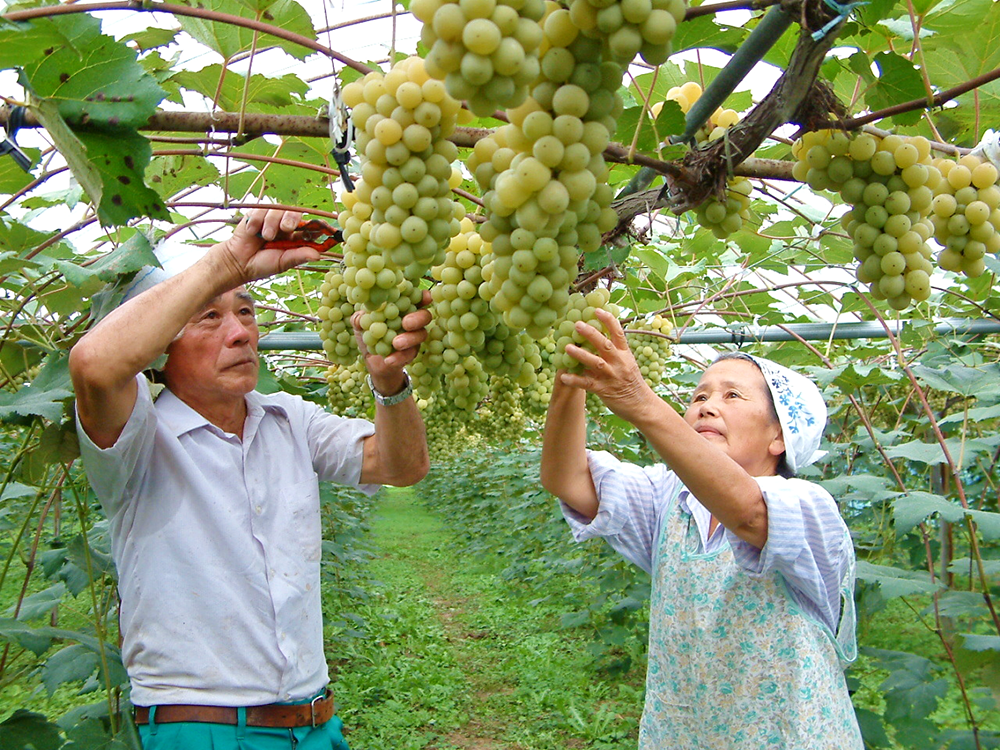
top-left (566, 0), bottom-right (687, 66)
top-left (522, 332), bottom-right (557, 419)
top-left (421, 398), bottom-right (478, 460)
top-left (657, 81), bottom-right (740, 144)
top-left (324, 359), bottom-right (370, 417)
top-left (550, 287), bottom-right (621, 372)
top-left (468, 11), bottom-right (623, 337)
top-left (626, 313), bottom-right (673, 388)
top-left (430, 216), bottom-right (497, 354)
top-left (476, 326), bottom-right (540, 385)
top-left (409, 317), bottom-right (448, 402)
top-left (412, 0), bottom-right (546, 116)
top-left (317, 267), bottom-right (359, 366)
top-left (659, 82), bottom-right (751, 239)
top-left (339, 56), bottom-right (463, 355)
top-left (929, 153), bottom-right (1000, 279)
top-left (792, 130), bottom-right (938, 309)
top-left (445, 353), bottom-right (490, 412)
top-left (695, 177), bottom-right (752, 239)
top-left (476, 375), bottom-right (527, 443)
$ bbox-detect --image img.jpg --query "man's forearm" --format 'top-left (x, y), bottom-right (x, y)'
top-left (75, 253), bottom-right (237, 388)
top-left (362, 397), bottom-right (429, 486)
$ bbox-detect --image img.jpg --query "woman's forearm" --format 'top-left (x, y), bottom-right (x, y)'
top-left (541, 377), bottom-right (599, 519)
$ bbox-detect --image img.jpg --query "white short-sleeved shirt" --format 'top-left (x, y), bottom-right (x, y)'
top-left (561, 450), bottom-right (854, 635)
top-left (76, 375), bottom-right (377, 708)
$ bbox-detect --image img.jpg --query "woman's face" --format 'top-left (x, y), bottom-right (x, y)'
top-left (684, 358), bottom-right (785, 477)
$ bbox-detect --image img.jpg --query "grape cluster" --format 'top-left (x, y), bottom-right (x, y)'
top-left (522, 333), bottom-right (557, 418)
top-left (478, 375), bottom-right (527, 443)
top-left (430, 216), bottom-right (497, 354)
top-left (929, 153), bottom-right (1000, 279)
top-left (412, 0), bottom-right (546, 116)
top-left (567, 0), bottom-right (687, 66)
top-left (445, 353), bottom-right (490, 411)
top-left (409, 316), bottom-right (449, 402)
top-left (657, 82), bottom-right (751, 239)
top-left (550, 287), bottom-right (621, 372)
top-left (317, 267), bottom-right (359, 366)
top-left (468, 8), bottom-right (624, 337)
top-left (792, 130), bottom-right (938, 309)
top-left (626, 313), bottom-right (673, 388)
top-left (421, 398), bottom-right (479, 459)
top-left (695, 177), bottom-right (751, 239)
top-left (324, 359), bottom-right (370, 417)
top-left (339, 56), bottom-right (463, 354)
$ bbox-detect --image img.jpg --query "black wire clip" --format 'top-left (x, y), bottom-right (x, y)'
top-left (1, 105), bottom-right (32, 173)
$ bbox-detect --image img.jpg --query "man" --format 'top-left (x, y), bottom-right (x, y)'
top-left (70, 208), bottom-right (430, 750)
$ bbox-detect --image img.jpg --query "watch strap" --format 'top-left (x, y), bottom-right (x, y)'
top-left (366, 371), bottom-right (413, 406)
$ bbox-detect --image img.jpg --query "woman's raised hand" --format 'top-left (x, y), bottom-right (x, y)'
top-left (557, 307), bottom-right (658, 424)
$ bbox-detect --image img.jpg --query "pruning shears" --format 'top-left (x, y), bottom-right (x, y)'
top-left (261, 219), bottom-right (343, 252)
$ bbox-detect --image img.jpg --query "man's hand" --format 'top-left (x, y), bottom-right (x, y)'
top-left (557, 307), bottom-right (657, 424)
top-left (213, 208), bottom-right (327, 287)
top-left (353, 290), bottom-right (433, 396)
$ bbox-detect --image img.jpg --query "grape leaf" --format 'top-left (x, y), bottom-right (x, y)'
top-left (0, 381), bottom-right (72, 423)
top-left (868, 52), bottom-right (925, 127)
top-left (856, 561), bottom-right (943, 598)
top-left (894, 491), bottom-right (965, 534)
top-left (40, 644), bottom-right (99, 696)
top-left (0, 146), bottom-right (40, 191)
top-left (29, 97), bottom-right (169, 226)
top-left (176, 0), bottom-right (317, 62)
top-left (147, 154), bottom-right (221, 199)
top-left (18, 13), bottom-right (166, 129)
top-left (169, 65), bottom-right (309, 111)
top-left (672, 14), bottom-right (743, 57)
top-left (5, 583), bottom-right (67, 622)
top-left (0, 18), bottom-right (72, 71)
top-left (0, 710), bottom-right (62, 750)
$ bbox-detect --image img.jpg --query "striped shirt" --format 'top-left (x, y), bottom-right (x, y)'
top-left (560, 450), bottom-right (854, 636)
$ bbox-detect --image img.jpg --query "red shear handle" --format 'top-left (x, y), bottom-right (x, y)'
top-left (261, 219), bottom-right (343, 252)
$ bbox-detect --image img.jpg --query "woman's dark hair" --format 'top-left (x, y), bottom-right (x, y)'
top-left (710, 352), bottom-right (794, 477)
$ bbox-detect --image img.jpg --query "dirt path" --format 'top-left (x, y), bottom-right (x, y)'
top-left (367, 487), bottom-right (524, 750)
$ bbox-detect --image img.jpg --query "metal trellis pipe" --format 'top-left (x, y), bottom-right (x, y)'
top-left (257, 318), bottom-right (1000, 351)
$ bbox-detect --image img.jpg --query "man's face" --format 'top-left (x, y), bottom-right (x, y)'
top-left (683, 358), bottom-right (785, 477)
top-left (162, 288), bottom-right (260, 404)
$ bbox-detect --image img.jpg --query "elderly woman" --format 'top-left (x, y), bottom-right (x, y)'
top-left (540, 308), bottom-right (863, 749)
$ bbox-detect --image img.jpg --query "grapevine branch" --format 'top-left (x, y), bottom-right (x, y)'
top-left (2, 1), bottom-right (373, 75)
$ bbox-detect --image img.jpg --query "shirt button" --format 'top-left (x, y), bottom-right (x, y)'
top-left (255, 505), bottom-right (262, 514)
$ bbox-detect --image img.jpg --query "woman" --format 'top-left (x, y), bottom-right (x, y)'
top-left (541, 308), bottom-right (863, 749)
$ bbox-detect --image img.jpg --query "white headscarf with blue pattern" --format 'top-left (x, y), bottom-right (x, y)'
top-left (745, 355), bottom-right (828, 474)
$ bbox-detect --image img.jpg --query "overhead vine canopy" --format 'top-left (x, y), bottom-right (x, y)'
top-left (1, 2), bottom-right (999, 748)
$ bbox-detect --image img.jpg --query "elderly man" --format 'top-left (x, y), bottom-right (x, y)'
top-left (70, 208), bottom-right (430, 750)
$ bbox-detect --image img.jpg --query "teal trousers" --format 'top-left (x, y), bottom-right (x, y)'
top-left (138, 710), bottom-right (350, 750)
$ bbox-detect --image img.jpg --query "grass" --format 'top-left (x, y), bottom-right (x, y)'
top-left (327, 486), bottom-right (643, 749)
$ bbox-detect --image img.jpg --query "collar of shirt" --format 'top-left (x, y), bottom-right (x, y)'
top-left (677, 489), bottom-right (729, 553)
top-left (156, 388), bottom-right (290, 439)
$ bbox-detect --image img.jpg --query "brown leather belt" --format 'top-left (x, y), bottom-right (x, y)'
top-left (134, 690), bottom-right (335, 728)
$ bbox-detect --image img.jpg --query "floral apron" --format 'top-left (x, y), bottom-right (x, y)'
top-left (639, 487), bottom-right (864, 749)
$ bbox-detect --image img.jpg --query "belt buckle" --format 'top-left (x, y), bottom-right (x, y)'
top-left (310, 693), bottom-right (323, 728)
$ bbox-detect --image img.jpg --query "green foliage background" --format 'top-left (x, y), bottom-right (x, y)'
top-left (0, 0), bottom-right (998, 748)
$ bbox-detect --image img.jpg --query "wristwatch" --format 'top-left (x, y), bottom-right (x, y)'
top-left (366, 371), bottom-right (413, 407)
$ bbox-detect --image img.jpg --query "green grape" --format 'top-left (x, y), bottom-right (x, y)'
top-left (792, 129), bottom-right (944, 308)
top-left (417, 0), bottom-right (545, 114)
top-left (626, 314), bottom-right (673, 389)
top-left (324, 358), bottom-right (371, 417)
top-left (340, 57), bottom-right (462, 354)
top-left (930, 153), bottom-right (1000, 282)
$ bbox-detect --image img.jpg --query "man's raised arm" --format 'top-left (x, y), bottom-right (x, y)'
top-left (70, 209), bottom-right (320, 449)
